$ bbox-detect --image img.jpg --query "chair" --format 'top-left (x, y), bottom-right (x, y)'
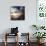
top-left (4, 33), bottom-right (18, 46)
top-left (18, 33), bottom-right (30, 46)
top-left (4, 27), bottom-right (19, 46)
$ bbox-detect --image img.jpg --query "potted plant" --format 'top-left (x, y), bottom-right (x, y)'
top-left (33, 32), bottom-right (46, 43)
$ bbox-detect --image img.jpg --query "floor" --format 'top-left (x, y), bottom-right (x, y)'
top-left (0, 42), bottom-right (46, 46)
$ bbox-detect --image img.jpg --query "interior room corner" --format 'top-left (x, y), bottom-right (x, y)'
top-left (0, 0), bottom-right (46, 46)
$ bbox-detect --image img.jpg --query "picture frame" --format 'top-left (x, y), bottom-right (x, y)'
top-left (10, 6), bottom-right (25, 20)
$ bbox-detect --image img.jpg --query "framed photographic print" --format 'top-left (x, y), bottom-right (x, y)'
top-left (10, 6), bottom-right (25, 20)
top-left (36, 0), bottom-right (46, 26)
top-left (37, 0), bottom-right (46, 19)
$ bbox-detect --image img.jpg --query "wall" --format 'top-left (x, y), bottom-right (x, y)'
top-left (0, 0), bottom-right (36, 42)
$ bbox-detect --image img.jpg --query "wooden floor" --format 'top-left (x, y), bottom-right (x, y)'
top-left (0, 42), bottom-right (46, 46)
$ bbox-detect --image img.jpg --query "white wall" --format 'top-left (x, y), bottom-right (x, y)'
top-left (0, 0), bottom-right (37, 42)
